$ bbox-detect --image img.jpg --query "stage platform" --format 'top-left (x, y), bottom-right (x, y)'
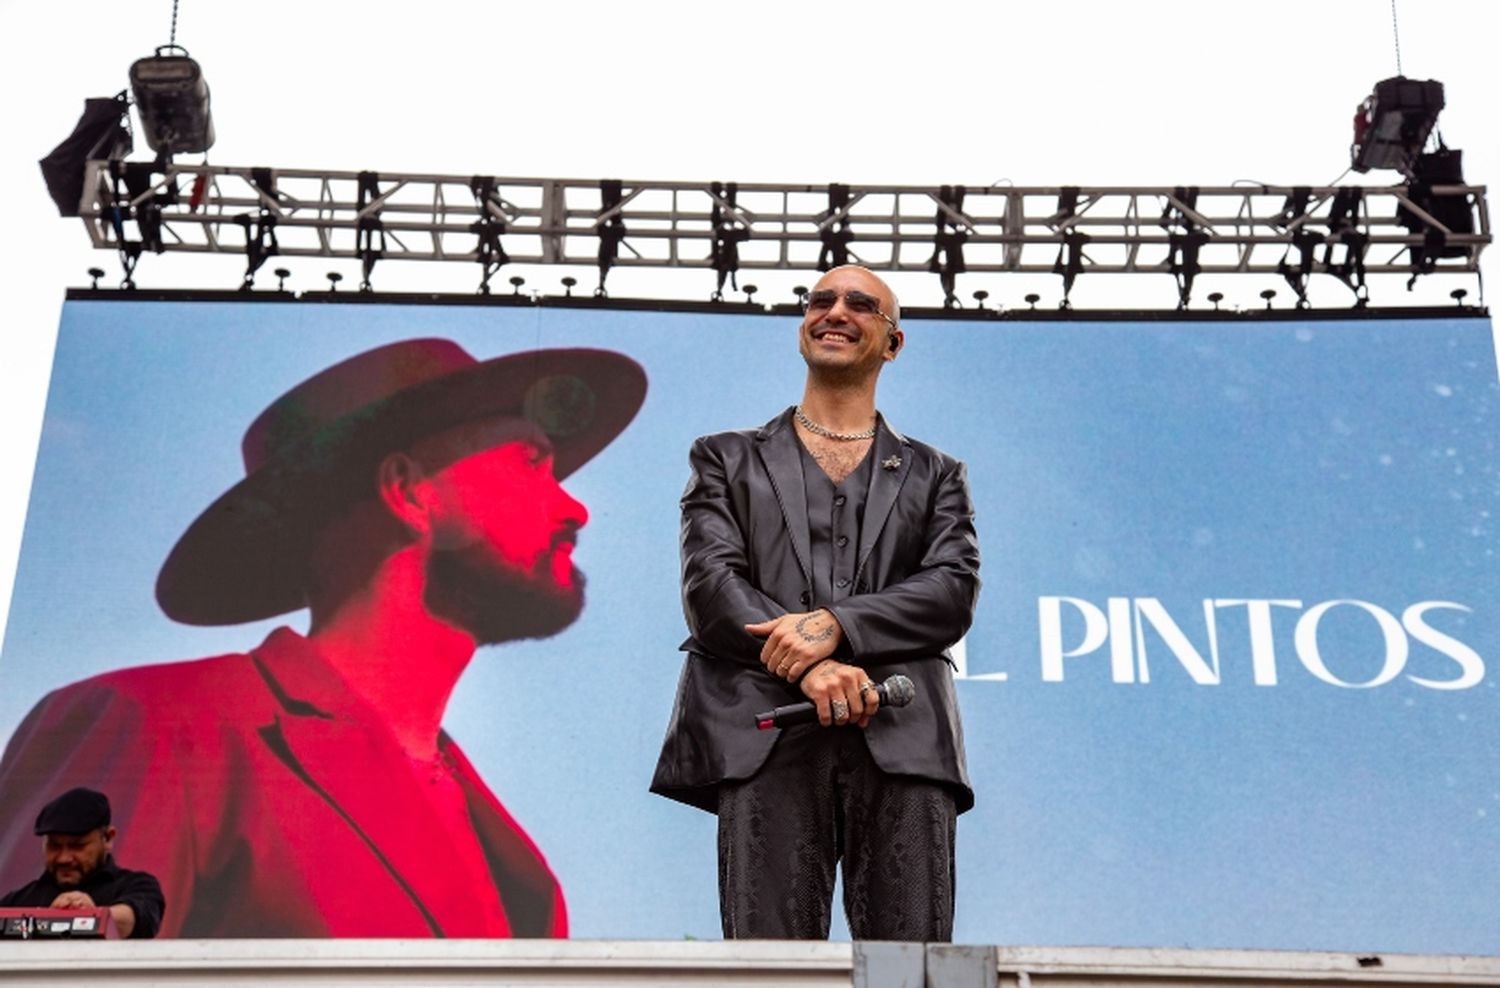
top-left (0, 941), bottom-right (1497, 987)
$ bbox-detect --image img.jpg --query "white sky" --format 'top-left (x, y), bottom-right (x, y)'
top-left (0, 0), bottom-right (1496, 645)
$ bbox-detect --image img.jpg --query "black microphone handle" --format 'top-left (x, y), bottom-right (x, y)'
top-left (755, 700), bottom-right (825, 730)
top-left (753, 676), bottom-right (911, 730)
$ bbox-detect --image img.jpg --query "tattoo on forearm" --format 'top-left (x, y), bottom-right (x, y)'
top-left (795, 614), bottom-right (834, 644)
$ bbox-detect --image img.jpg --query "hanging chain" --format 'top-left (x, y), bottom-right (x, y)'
top-left (169, 0), bottom-right (180, 48)
top-left (1390, 0), bottom-right (1403, 75)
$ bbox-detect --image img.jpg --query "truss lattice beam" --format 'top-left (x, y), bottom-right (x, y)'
top-left (79, 162), bottom-right (1490, 290)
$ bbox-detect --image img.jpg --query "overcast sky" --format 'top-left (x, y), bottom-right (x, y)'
top-left (1, 0), bottom-right (1496, 643)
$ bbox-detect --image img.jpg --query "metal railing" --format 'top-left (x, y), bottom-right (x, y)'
top-left (3, 940), bottom-right (1500, 988)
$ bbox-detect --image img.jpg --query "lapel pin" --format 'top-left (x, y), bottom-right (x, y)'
top-left (882, 455), bottom-right (902, 471)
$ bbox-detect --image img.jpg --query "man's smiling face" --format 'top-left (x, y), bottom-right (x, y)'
top-left (797, 266), bottom-right (901, 380)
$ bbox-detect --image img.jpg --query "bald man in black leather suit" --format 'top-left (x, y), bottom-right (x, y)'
top-left (652, 265), bottom-right (980, 941)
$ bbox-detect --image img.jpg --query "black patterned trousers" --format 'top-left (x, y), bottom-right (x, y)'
top-left (716, 722), bottom-right (957, 941)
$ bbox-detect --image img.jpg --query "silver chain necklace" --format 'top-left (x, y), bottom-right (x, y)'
top-left (795, 406), bottom-right (876, 441)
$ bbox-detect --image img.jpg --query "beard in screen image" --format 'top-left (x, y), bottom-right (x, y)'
top-left (424, 541), bottom-right (585, 646)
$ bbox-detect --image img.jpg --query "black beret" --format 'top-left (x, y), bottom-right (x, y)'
top-left (33, 788), bottom-right (111, 835)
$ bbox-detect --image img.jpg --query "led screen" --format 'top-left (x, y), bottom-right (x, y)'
top-left (0, 298), bottom-right (1494, 949)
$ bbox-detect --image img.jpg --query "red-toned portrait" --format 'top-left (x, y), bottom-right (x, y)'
top-left (0, 338), bottom-right (646, 937)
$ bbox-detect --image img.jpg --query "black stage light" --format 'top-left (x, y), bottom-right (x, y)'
top-left (595, 178), bottom-right (626, 297)
top-left (708, 181), bottom-right (751, 301)
top-left (130, 45), bottom-right (215, 157)
top-left (1351, 76), bottom-right (1443, 174)
top-left (1398, 145), bottom-right (1474, 248)
top-left (1397, 144), bottom-right (1476, 286)
top-left (472, 175), bottom-right (512, 295)
top-left (816, 183), bottom-right (855, 271)
top-left (928, 185), bottom-right (968, 308)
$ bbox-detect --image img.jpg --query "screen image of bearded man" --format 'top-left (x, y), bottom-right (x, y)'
top-left (0, 339), bottom-right (646, 938)
top-left (651, 265), bottom-right (980, 940)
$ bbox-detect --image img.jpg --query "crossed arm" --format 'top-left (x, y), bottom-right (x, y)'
top-left (680, 436), bottom-right (980, 727)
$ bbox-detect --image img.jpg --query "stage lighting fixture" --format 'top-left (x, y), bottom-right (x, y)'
top-left (1166, 230), bottom-right (1209, 309)
top-left (471, 175), bottom-right (511, 295)
top-left (129, 46), bottom-right (215, 157)
top-left (816, 183), bottom-right (855, 271)
top-left (1277, 228), bottom-right (1320, 308)
top-left (929, 185), bottom-right (968, 307)
top-left (1322, 187), bottom-right (1370, 302)
top-left (1397, 145), bottom-right (1475, 258)
top-left (355, 171), bottom-right (386, 291)
top-left (595, 178), bottom-right (627, 297)
top-left (1350, 76), bottom-right (1443, 174)
top-left (1048, 187), bottom-right (1080, 229)
top-left (1052, 230), bottom-right (1090, 308)
top-left (708, 181), bottom-right (751, 300)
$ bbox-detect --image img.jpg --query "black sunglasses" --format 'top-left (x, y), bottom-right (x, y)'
top-left (801, 289), bottom-right (897, 332)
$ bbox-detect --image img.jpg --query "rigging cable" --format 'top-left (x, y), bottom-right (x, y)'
top-left (1386, 0), bottom-right (1398, 75)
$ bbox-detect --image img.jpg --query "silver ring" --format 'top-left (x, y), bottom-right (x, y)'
top-left (831, 700), bottom-right (849, 721)
top-left (858, 680), bottom-right (876, 695)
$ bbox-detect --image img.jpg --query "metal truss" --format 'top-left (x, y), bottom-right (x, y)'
top-left (79, 161), bottom-right (1490, 304)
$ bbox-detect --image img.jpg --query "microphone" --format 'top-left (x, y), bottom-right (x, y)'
top-left (754, 674), bottom-right (915, 730)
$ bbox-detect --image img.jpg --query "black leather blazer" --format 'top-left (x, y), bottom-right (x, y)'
top-left (650, 408), bottom-right (980, 813)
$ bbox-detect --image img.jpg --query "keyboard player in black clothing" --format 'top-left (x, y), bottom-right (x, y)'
top-left (0, 788), bottom-right (163, 938)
